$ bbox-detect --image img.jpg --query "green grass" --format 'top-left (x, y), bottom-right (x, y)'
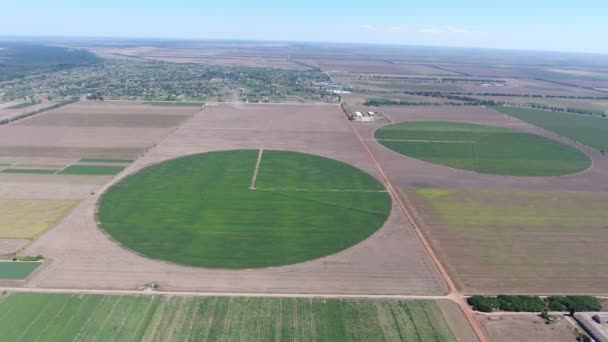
top-left (0, 294), bottom-right (457, 342)
top-left (98, 150), bottom-right (391, 268)
top-left (144, 101), bottom-right (203, 107)
top-left (78, 158), bottom-right (134, 163)
top-left (375, 121), bottom-right (590, 176)
top-left (6, 102), bottom-right (37, 110)
top-left (0, 262), bottom-right (40, 279)
top-left (58, 165), bottom-right (125, 175)
top-left (0, 169), bottom-right (58, 174)
top-left (492, 106), bottom-right (608, 151)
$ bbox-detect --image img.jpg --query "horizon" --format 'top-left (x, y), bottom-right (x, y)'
top-left (3, 34), bottom-right (608, 58)
top-left (1, 0), bottom-right (607, 55)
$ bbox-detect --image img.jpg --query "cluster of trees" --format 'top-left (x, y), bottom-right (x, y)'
top-left (364, 98), bottom-right (438, 106)
top-left (522, 103), bottom-right (606, 117)
top-left (467, 295), bottom-right (602, 313)
top-left (398, 92), bottom-right (504, 106)
top-left (86, 94), bottom-right (105, 101)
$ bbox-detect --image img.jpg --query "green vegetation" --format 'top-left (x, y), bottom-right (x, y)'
top-left (492, 106), bottom-right (608, 151)
top-left (546, 296), bottom-right (602, 312)
top-left (468, 295), bottom-right (600, 313)
top-left (0, 262), bottom-right (40, 279)
top-left (375, 121), bottom-right (590, 176)
top-left (144, 101), bottom-right (204, 107)
top-left (98, 150), bottom-right (390, 268)
top-left (15, 255), bottom-right (44, 262)
top-left (58, 165), bottom-right (125, 175)
top-left (0, 169), bottom-right (58, 174)
top-left (0, 43), bottom-right (100, 82)
top-left (78, 159), bottom-right (134, 163)
top-left (6, 102), bottom-right (38, 110)
top-left (364, 98), bottom-right (438, 106)
top-left (0, 294), bottom-right (457, 341)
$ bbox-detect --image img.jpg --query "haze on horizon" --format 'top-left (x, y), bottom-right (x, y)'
top-left (1, 0), bottom-right (607, 55)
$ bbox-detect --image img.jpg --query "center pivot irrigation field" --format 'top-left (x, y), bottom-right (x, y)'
top-left (374, 121), bottom-right (590, 176)
top-left (0, 293), bottom-right (459, 342)
top-left (98, 150), bottom-right (391, 268)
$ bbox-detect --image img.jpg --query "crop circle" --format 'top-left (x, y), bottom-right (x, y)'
top-left (98, 150), bottom-right (391, 268)
top-left (375, 121), bottom-right (591, 176)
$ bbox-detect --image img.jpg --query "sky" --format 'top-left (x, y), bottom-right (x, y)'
top-left (1, 0), bottom-right (607, 54)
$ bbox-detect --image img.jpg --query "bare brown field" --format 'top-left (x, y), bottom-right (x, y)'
top-left (480, 315), bottom-right (580, 342)
top-left (0, 174), bottom-right (111, 199)
top-left (20, 112), bottom-right (191, 128)
top-left (0, 239), bottom-right (30, 255)
top-left (0, 125), bottom-right (173, 160)
top-left (354, 106), bottom-right (608, 192)
top-left (143, 56), bottom-right (310, 70)
top-left (22, 103), bottom-right (447, 295)
top-left (315, 60), bottom-right (442, 74)
top-left (406, 189), bottom-right (608, 294)
top-left (0, 100), bottom-right (189, 161)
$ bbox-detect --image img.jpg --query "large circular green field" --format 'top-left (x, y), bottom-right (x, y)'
top-left (374, 121), bottom-right (591, 176)
top-left (98, 150), bottom-right (391, 268)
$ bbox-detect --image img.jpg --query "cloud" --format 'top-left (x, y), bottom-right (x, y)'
top-left (343, 24), bottom-right (404, 34)
top-left (417, 27), bottom-right (486, 36)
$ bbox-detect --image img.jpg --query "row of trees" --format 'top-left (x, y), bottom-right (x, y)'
top-left (467, 295), bottom-right (602, 313)
top-left (0, 97), bottom-right (79, 126)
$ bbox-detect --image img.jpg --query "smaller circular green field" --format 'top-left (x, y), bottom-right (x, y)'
top-left (374, 121), bottom-right (591, 176)
top-left (97, 150), bottom-right (391, 269)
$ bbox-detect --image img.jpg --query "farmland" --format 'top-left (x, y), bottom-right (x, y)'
top-left (480, 314), bottom-right (582, 342)
top-left (0, 199), bottom-right (79, 239)
top-left (6, 102), bottom-right (38, 110)
top-left (98, 150), bottom-right (391, 268)
top-left (492, 105), bottom-right (608, 151)
top-left (0, 262), bottom-right (40, 279)
top-left (374, 121), bottom-right (590, 176)
top-left (0, 293), bottom-right (460, 342)
top-left (407, 188), bottom-right (608, 293)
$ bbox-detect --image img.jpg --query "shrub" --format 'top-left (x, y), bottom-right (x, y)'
top-left (497, 295), bottom-right (546, 312)
top-left (17, 255), bottom-right (44, 262)
top-left (467, 296), bottom-right (498, 312)
top-left (547, 296), bottom-right (601, 312)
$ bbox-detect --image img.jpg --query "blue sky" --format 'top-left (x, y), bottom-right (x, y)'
top-left (1, 0), bottom-right (607, 54)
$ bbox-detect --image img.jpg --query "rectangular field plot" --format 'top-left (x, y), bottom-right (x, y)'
top-left (0, 294), bottom-right (460, 342)
top-left (0, 262), bottom-right (40, 279)
top-left (408, 188), bottom-right (608, 294)
top-left (492, 106), bottom-right (608, 151)
top-left (21, 112), bottom-right (191, 128)
top-left (58, 165), bottom-right (125, 176)
top-left (0, 199), bottom-right (79, 238)
top-left (1, 169), bottom-right (58, 174)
